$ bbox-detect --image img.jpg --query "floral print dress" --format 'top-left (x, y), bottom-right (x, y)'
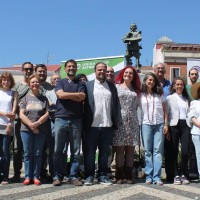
top-left (113, 84), bottom-right (140, 146)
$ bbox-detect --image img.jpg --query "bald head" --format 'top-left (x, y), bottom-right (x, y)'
top-left (106, 66), bottom-right (115, 83)
top-left (50, 74), bottom-right (61, 87)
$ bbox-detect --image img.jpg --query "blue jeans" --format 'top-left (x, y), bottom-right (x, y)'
top-left (142, 123), bottom-right (164, 182)
top-left (53, 118), bottom-right (82, 179)
top-left (0, 134), bottom-right (13, 179)
top-left (84, 127), bottom-right (113, 178)
top-left (21, 131), bottom-right (46, 179)
top-left (192, 135), bottom-right (200, 177)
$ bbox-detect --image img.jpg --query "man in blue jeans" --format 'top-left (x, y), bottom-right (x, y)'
top-left (83, 62), bottom-right (118, 186)
top-left (52, 59), bottom-right (86, 186)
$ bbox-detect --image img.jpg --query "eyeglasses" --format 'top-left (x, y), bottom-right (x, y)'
top-left (24, 68), bottom-right (33, 72)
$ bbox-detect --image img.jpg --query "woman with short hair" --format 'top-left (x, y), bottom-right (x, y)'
top-left (19, 74), bottom-right (49, 185)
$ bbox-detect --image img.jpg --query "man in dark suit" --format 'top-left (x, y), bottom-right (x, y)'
top-left (83, 62), bottom-right (118, 186)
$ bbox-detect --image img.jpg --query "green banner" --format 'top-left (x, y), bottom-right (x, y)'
top-left (60, 55), bottom-right (124, 80)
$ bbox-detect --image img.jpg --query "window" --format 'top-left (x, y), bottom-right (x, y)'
top-left (170, 67), bottom-right (180, 82)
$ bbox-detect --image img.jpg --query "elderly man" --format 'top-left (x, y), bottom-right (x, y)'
top-left (46, 74), bottom-right (61, 123)
top-left (46, 74), bottom-right (61, 105)
top-left (52, 59), bottom-right (86, 186)
top-left (106, 66), bottom-right (115, 83)
top-left (153, 62), bottom-right (173, 182)
top-left (83, 62), bottom-right (118, 186)
top-left (153, 62), bottom-right (170, 100)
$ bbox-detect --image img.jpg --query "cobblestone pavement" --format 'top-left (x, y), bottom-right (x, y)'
top-left (2, 164), bottom-right (200, 200)
top-left (1, 178), bottom-right (200, 200)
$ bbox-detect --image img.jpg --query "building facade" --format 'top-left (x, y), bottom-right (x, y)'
top-left (153, 36), bottom-right (200, 82)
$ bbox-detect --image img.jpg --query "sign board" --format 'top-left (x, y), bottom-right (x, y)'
top-left (187, 58), bottom-right (200, 83)
top-left (60, 55), bottom-right (125, 80)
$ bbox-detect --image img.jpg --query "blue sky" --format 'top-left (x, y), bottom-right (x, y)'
top-left (0, 0), bottom-right (199, 67)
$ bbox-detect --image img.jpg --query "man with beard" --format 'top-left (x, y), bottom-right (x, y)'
top-left (35, 64), bottom-right (53, 93)
top-left (35, 64), bottom-right (54, 182)
top-left (11, 62), bottom-right (34, 182)
top-left (52, 59), bottom-right (86, 186)
top-left (83, 62), bottom-right (118, 186)
top-left (186, 68), bottom-right (199, 100)
top-left (186, 67), bottom-right (199, 179)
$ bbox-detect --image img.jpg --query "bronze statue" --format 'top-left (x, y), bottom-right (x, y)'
top-left (122, 23), bottom-right (142, 72)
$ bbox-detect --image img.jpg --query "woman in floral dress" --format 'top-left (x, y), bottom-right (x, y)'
top-left (113, 66), bottom-right (141, 184)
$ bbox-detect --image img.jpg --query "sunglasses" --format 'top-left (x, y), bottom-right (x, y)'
top-left (24, 68), bottom-right (33, 72)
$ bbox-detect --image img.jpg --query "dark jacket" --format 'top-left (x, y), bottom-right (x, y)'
top-left (83, 79), bottom-right (118, 131)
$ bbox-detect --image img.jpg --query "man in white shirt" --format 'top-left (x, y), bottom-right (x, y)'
top-left (83, 62), bottom-right (118, 186)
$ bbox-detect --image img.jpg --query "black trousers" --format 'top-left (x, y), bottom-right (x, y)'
top-left (170, 120), bottom-right (190, 177)
top-left (164, 134), bottom-right (174, 180)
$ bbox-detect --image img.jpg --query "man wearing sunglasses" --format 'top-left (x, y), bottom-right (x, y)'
top-left (11, 62), bottom-right (34, 182)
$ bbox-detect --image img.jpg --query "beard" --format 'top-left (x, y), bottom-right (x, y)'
top-left (99, 75), bottom-right (106, 81)
top-left (67, 71), bottom-right (76, 77)
top-left (39, 75), bottom-right (47, 82)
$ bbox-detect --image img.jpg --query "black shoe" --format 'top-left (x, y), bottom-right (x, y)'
top-left (98, 176), bottom-right (112, 185)
top-left (40, 173), bottom-right (52, 183)
top-left (166, 176), bottom-right (174, 183)
top-left (84, 176), bottom-right (94, 186)
top-left (10, 175), bottom-right (21, 183)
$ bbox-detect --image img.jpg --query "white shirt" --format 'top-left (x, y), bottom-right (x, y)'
top-left (0, 90), bottom-right (13, 125)
top-left (141, 93), bottom-right (164, 125)
top-left (175, 94), bottom-right (188, 120)
top-left (91, 79), bottom-right (112, 127)
top-left (46, 89), bottom-right (57, 105)
top-left (187, 100), bottom-right (200, 135)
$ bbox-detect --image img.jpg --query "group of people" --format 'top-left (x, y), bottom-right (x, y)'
top-left (0, 60), bottom-right (200, 188)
